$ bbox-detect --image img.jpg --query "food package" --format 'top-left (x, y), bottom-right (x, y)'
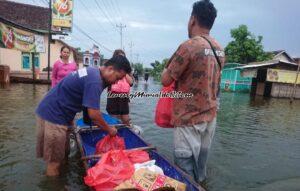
top-left (134, 160), bottom-right (164, 175)
top-left (114, 169), bottom-right (186, 191)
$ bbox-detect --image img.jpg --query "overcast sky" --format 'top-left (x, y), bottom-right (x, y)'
top-left (14, 0), bottom-right (300, 67)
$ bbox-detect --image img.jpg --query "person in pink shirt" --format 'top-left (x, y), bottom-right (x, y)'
top-left (51, 46), bottom-right (78, 87)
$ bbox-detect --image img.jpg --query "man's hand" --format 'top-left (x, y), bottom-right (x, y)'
top-left (107, 126), bottom-right (117, 136)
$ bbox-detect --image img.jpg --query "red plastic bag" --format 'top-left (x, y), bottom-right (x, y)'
top-left (84, 150), bottom-right (150, 191)
top-left (126, 150), bottom-right (151, 164)
top-left (95, 135), bottom-right (125, 155)
top-left (111, 77), bottom-right (130, 93)
top-left (84, 150), bottom-right (134, 191)
top-left (155, 82), bottom-right (175, 128)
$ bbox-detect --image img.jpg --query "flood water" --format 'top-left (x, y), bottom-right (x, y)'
top-left (0, 79), bottom-right (300, 191)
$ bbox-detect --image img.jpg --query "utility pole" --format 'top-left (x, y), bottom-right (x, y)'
top-left (32, 53), bottom-right (36, 81)
top-left (116, 23), bottom-right (126, 50)
top-left (290, 62), bottom-right (300, 103)
top-left (47, 0), bottom-right (52, 81)
top-left (135, 53), bottom-right (139, 64)
top-left (128, 41), bottom-right (134, 65)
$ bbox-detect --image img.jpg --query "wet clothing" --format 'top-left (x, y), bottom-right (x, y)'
top-left (106, 96), bottom-right (130, 115)
top-left (51, 60), bottom-right (77, 87)
top-left (174, 117), bottom-right (217, 182)
top-left (36, 116), bottom-right (71, 163)
top-left (36, 67), bottom-right (104, 126)
top-left (167, 35), bottom-right (225, 127)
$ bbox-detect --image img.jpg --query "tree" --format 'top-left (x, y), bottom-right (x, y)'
top-left (132, 63), bottom-right (144, 75)
top-left (225, 25), bottom-right (273, 64)
top-left (150, 58), bottom-right (169, 81)
top-left (144, 68), bottom-right (152, 73)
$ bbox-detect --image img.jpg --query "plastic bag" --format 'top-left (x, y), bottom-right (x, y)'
top-left (134, 160), bottom-right (164, 175)
top-left (95, 135), bottom-right (125, 155)
top-left (155, 82), bottom-right (175, 128)
top-left (111, 77), bottom-right (130, 93)
top-left (84, 150), bottom-right (134, 191)
top-left (126, 150), bottom-right (151, 164)
top-left (84, 150), bottom-right (150, 191)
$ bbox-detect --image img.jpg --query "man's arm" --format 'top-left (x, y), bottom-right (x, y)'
top-left (161, 43), bottom-right (190, 87)
top-left (161, 68), bottom-right (174, 87)
top-left (87, 108), bottom-right (117, 136)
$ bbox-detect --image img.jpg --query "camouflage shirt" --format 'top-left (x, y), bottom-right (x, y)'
top-left (167, 35), bottom-right (225, 126)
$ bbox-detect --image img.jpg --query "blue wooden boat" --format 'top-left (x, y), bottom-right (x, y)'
top-left (75, 113), bottom-right (204, 191)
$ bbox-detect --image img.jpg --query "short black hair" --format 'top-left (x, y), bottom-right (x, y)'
top-left (192, 0), bottom-right (217, 30)
top-left (60, 45), bottom-right (70, 52)
top-left (113, 49), bottom-right (126, 57)
top-left (105, 55), bottom-right (132, 74)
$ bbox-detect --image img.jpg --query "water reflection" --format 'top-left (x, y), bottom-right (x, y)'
top-left (143, 83), bottom-right (149, 92)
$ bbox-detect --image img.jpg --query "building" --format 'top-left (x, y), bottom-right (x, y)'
top-left (220, 63), bottom-right (252, 92)
top-left (82, 45), bottom-right (102, 67)
top-left (0, 1), bottom-right (82, 81)
top-left (236, 50), bottom-right (300, 99)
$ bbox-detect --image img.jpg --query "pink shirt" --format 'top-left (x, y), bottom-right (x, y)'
top-left (51, 60), bottom-right (77, 87)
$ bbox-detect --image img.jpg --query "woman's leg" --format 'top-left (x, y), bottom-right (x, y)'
top-left (120, 114), bottom-right (131, 126)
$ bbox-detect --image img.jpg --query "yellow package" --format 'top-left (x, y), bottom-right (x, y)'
top-left (114, 169), bottom-right (186, 191)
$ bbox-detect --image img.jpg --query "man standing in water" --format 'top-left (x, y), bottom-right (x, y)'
top-left (161, 0), bottom-right (225, 183)
top-left (36, 55), bottom-right (131, 176)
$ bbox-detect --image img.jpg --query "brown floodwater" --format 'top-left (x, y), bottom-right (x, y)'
top-left (0, 80), bottom-right (300, 191)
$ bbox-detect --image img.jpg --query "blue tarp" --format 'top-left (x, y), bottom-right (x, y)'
top-left (76, 112), bottom-right (121, 127)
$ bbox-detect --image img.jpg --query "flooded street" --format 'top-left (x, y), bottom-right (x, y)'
top-left (0, 80), bottom-right (300, 191)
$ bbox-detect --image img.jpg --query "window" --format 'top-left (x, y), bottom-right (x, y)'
top-left (33, 54), bottom-right (40, 68)
top-left (22, 53), bottom-right (30, 69)
top-left (22, 53), bottom-right (40, 69)
top-left (84, 57), bottom-right (90, 66)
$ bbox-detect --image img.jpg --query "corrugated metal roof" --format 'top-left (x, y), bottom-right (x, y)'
top-left (235, 60), bottom-right (298, 70)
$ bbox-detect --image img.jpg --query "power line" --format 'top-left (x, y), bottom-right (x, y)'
top-left (94, 0), bottom-right (118, 32)
top-left (107, 0), bottom-right (122, 23)
top-left (77, 0), bottom-right (118, 43)
top-left (73, 24), bottom-right (112, 53)
top-left (128, 41), bottom-right (134, 64)
top-left (111, 0), bottom-right (134, 52)
top-left (101, 0), bottom-right (120, 24)
top-left (116, 23), bottom-right (126, 50)
top-left (71, 34), bottom-right (91, 48)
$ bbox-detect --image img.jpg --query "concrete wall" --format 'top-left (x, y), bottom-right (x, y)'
top-left (0, 48), bottom-right (22, 71)
top-left (271, 83), bottom-right (300, 99)
top-left (0, 35), bottom-right (77, 74)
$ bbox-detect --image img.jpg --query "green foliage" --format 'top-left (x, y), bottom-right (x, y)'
top-left (144, 68), bottom-right (153, 73)
top-left (150, 58), bottom-right (169, 81)
top-left (225, 25), bottom-right (273, 64)
top-left (132, 63), bottom-right (144, 75)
